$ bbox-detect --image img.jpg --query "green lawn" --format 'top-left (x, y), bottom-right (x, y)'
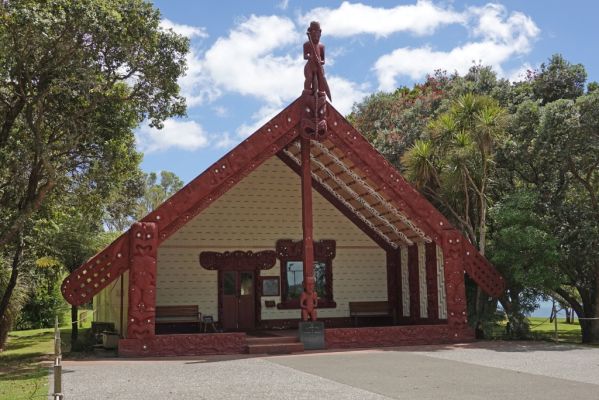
top-left (528, 317), bottom-right (583, 343)
top-left (0, 309), bottom-right (93, 400)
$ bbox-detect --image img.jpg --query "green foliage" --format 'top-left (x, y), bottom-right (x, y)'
top-left (531, 54), bottom-right (587, 104)
top-left (351, 54), bottom-right (599, 342)
top-left (489, 190), bottom-right (561, 291)
top-left (136, 170), bottom-right (184, 220)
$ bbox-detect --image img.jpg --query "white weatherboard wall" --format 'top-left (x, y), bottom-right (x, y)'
top-left (93, 271), bottom-right (128, 334)
top-left (157, 157), bottom-right (387, 321)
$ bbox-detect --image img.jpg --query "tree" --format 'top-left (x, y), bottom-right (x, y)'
top-left (402, 94), bottom-right (507, 325)
top-left (0, 0), bottom-right (188, 337)
top-left (487, 190), bottom-right (561, 336)
top-left (499, 56), bottom-right (599, 342)
top-left (135, 171), bottom-right (184, 220)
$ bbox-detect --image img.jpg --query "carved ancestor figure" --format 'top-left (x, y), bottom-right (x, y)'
top-left (303, 21), bottom-right (330, 100)
top-left (300, 277), bottom-right (318, 321)
top-left (301, 21), bottom-right (330, 140)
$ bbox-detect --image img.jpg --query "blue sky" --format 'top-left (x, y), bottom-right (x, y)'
top-left (141, 0), bottom-right (599, 184)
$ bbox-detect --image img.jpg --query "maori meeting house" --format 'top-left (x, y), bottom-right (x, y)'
top-left (61, 22), bottom-right (505, 357)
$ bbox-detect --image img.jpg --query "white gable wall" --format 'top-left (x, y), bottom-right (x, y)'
top-left (156, 156), bottom-right (387, 321)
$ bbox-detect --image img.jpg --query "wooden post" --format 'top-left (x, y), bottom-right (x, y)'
top-left (300, 136), bottom-right (315, 319)
top-left (53, 316), bottom-right (63, 399)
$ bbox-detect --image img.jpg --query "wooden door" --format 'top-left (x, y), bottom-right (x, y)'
top-left (220, 270), bottom-right (255, 331)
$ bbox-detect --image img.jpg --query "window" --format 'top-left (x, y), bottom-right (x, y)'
top-left (276, 239), bottom-right (336, 309)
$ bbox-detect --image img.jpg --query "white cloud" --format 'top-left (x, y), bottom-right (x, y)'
top-left (373, 3), bottom-right (540, 90)
top-left (328, 76), bottom-right (369, 115)
top-left (236, 105), bottom-right (282, 138)
top-left (299, 1), bottom-right (465, 38)
top-left (178, 49), bottom-right (221, 107)
top-left (203, 15), bottom-right (303, 105)
top-left (214, 132), bottom-right (238, 149)
top-left (136, 119), bottom-right (209, 153)
top-left (507, 62), bottom-right (534, 82)
top-left (160, 19), bottom-right (208, 39)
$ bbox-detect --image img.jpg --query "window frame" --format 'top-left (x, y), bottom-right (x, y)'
top-left (275, 239), bottom-right (336, 309)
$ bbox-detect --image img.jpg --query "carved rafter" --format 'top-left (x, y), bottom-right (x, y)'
top-left (311, 140), bottom-right (430, 242)
top-left (282, 147), bottom-right (399, 249)
top-left (291, 140), bottom-right (413, 245)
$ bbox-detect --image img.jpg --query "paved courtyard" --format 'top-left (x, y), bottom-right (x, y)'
top-left (54, 341), bottom-right (599, 400)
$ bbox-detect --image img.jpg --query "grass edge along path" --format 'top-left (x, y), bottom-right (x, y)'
top-left (0, 310), bottom-right (93, 400)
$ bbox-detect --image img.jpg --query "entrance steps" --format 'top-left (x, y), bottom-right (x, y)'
top-left (245, 335), bottom-right (304, 354)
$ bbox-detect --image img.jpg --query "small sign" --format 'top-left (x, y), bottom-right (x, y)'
top-left (299, 321), bottom-right (325, 350)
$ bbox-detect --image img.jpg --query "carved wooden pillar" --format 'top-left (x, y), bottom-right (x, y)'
top-left (127, 222), bottom-right (158, 339)
top-left (407, 245), bottom-right (420, 323)
top-left (300, 136), bottom-right (316, 320)
top-left (386, 249), bottom-right (400, 324)
top-left (441, 229), bottom-right (469, 335)
top-left (425, 242), bottom-right (439, 323)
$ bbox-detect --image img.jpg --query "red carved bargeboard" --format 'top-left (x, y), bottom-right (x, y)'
top-left (325, 325), bottom-right (475, 349)
top-left (118, 333), bottom-right (246, 357)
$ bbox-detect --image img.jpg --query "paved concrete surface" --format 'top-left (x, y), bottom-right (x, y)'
top-left (54, 341), bottom-right (599, 400)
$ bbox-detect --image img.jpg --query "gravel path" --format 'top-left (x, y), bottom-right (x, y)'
top-left (58, 357), bottom-right (392, 400)
top-left (412, 341), bottom-right (599, 385)
top-left (53, 342), bottom-right (599, 400)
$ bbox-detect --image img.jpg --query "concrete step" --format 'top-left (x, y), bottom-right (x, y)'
top-left (246, 342), bottom-right (304, 354)
top-left (246, 336), bottom-right (300, 345)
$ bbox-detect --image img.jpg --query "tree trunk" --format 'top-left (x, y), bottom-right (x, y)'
top-left (0, 235), bottom-right (24, 347)
top-left (565, 308), bottom-right (572, 324)
top-left (71, 305), bottom-right (78, 344)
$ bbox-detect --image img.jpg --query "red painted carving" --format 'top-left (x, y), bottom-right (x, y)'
top-left (442, 230), bottom-right (469, 329)
top-left (425, 242), bottom-right (439, 323)
top-left (325, 325), bottom-right (474, 349)
top-left (300, 277), bottom-right (318, 321)
top-left (199, 250), bottom-right (277, 271)
top-left (301, 21), bottom-right (329, 140)
top-left (127, 222), bottom-right (158, 339)
top-left (300, 136), bottom-right (316, 321)
top-left (60, 233), bottom-right (129, 307)
top-left (408, 245), bottom-right (420, 321)
top-left (462, 240), bottom-right (505, 298)
top-left (386, 249), bottom-right (399, 323)
top-left (119, 333), bottom-right (246, 357)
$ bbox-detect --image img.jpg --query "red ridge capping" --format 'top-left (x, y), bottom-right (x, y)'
top-left (61, 99), bottom-right (302, 306)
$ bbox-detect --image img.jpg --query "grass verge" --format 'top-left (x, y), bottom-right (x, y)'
top-left (0, 309), bottom-right (93, 400)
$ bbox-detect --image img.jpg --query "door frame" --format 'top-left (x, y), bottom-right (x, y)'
top-left (218, 268), bottom-right (259, 331)
top-left (199, 250), bottom-right (277, 332)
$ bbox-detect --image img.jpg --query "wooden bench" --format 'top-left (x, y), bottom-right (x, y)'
top-left (155, 305), bottom-right (201, 334)
top-left (349, 301), bottom-right (393, 326)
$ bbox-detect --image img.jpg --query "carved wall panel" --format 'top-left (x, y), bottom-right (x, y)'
top-left (425, 242), bottom-right (439, 322)
top-left (400, 246), bottom-right (410, 317)
top-left (436, 245), bottom-right (448, 320)
top-left (127, 222), bottom-right (158, 339)
top-left (417, 242), bottom-right (428, 319)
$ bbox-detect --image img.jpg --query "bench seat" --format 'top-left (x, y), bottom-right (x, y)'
top-left (349, 301), bottom-right (393, 326)
top-left (155, 305), bottom-right (201, 334)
